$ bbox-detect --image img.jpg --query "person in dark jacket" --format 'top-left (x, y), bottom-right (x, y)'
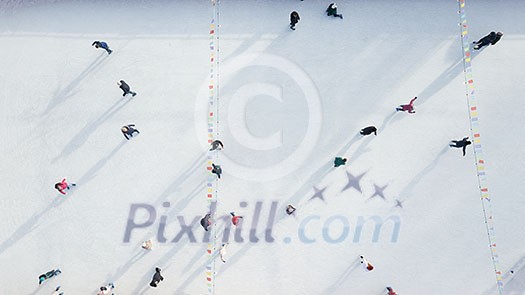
top-left (211, 163), bottom-right (222, 179)
top-left (200, 213), bottom-right (212, 231)
top-left (286, 204), bottom-right (296, 215)
top-left (38, 269), bottom-right (62, 284)
top-left (473, 32), bottom-right (503, 50)
top-left (210, 140), bottom-right (224, 151)
top-left (118, 80), bottom-right (137, 97)
top-left (290, 11), bottom-right (300, 30)
top-left (449, 137), bottom-right (472, 156)
top-left (92, 41), bottom-right (112, 54)
top-left (149, 267), bottom-right (164, 287)
top-left (334, 157), bottom-right (347, 167)
top-left (360, 126), bottom-right (377, 136)
top-left (121, 124), bottom-right (140, 140)
top-left (326, 3), bottom-right (343, 19)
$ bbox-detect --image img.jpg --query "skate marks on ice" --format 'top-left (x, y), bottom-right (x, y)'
top-left (482, 254), bottom-right (525, 295)
top-left (323, 257), bottom-right (361, 294)
top-left (107, 246), bottom-right (149, 289)
top-left (52, 97), bottom-right (132, 162)
top-left (393, 145), bottom-right (448, 208)
top-left (0, 196), bottom-right (65, 256)
top-left (42, 53), bottom-right (108, 116)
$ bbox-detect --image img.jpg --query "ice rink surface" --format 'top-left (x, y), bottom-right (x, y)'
top-left (0, 0), bottom-right (524, 294)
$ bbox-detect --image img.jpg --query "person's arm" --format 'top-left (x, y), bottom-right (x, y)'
top-left (462, 145), bottom-right (467, 156)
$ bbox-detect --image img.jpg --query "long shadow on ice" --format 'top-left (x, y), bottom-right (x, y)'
top-left (76, 140), bottom-right (126, 186)
top-left (482, 253), bottom-right (525, 295)
top-left (42, 53), bottom-right (107, 115)
top-left (0, 196), bottom-right (65, 256)
top-left (416, 46), bottom-right (484, 106)
top-left (52, 97), bottom-right (131, 162)
top-left (394, 145), bottom-right (449, 205)
top-left (323, 258), bottom-right (361, 294)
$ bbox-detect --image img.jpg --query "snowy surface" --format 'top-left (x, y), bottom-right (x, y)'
top-left (0, 0), bottom-right (524, 294)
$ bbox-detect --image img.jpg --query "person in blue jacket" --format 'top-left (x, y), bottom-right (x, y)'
top-left (92, 41), bottom-right (112, 54)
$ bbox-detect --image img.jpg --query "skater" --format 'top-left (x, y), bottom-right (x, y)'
top-left (141, 239), bottom-right (153, 250)
top-left (219, 243), bottom-right (228, 263)
top-left (200, 213), bottom-right (212, 231)
top-left (360, 255), bottom-right (374, 271)
top-left (210, 139), bottom-right (224, 151)
top-left (230, 212), bottom-right (243, 226)
top-left (290, 11), bottom-right (300, 30)
top-left (360, 126), bottom-right (377, 136)
top-left (92, 41), bottom-right (112, 55)
top-left (149, 267), bottom-right (164, 287)
top-left (473, 32), bottom-right (503, 50)
top-left (54, 178), bottom-right (76, 195)
top-left (38, 269), bottom-right (62, 285)
top-left (121, 124), bottom-right (140, 140)
top-left (286, 204), bottom-right (296, 215)
top-left (118, 80), bottom-right (137, 97)
top-left (97, 283), bottom-right (115, 295)
top-left (211, 163), bottom-right (222, 179)
top-left (326, 3), bottom-right (343, 19)
top-left (334, 157), bottom-right (347, 167)
top-left (396, 96), bottom-right (417, 113)
top-left (449, 136), bottom-right (472, 156)
top-left (386, 286), bottom-right (398, 295)
top-left (51, 286), bottom-right (63, 295)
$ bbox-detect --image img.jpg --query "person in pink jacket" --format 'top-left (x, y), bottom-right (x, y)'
top-left (54, 178), bottom-right (76, 195)
top-left (396, 96), bottom-right (417, 113)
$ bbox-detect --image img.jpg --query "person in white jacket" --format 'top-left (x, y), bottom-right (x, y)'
top-left (219, 243), bottom-right (228, 263)
top-left (360, 255), bottom-right (374, 271)
top-left (97, 283), bottom-right (115, 295)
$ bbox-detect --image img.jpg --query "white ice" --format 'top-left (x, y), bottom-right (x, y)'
top-left (0, 0), bottom-right (524, 294)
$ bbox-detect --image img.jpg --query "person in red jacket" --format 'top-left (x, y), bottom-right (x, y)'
top-left (230, 212), bottom-right (243, 226)
top-left (360, 255), bottom-right (374, 271)
top-left (54, 178), bottom-right (76, 195)
top-left (396, 96), bottom-right (417, 113)
top-left (386, 286), bottom-right (397, 295)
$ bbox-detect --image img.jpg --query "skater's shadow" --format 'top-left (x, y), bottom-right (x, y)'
top-left (394, 145), bottom-right (448, 205)
top-left (42, 53), bottom-right (107, 115)
top-left (481, 254), bottom-right (525, 295)
top-left (416, 46), bottom-right (481, 107)
top-left (173, 245), bottom-right (213, 294)
top-left (52, 98), bottom-right (131, 162)
top-left (0, 196), bottom-right (65, 256)
top-left (150, 151), bottom-right (206, 207)
top-left (323, 258), bottom-right (361, 294)
top-left (108, 246), bottom-right (149, 283)
top-left (76, 140), bottom-right (126, 186)
top-left (129, 180), bottom-right (206, 294)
